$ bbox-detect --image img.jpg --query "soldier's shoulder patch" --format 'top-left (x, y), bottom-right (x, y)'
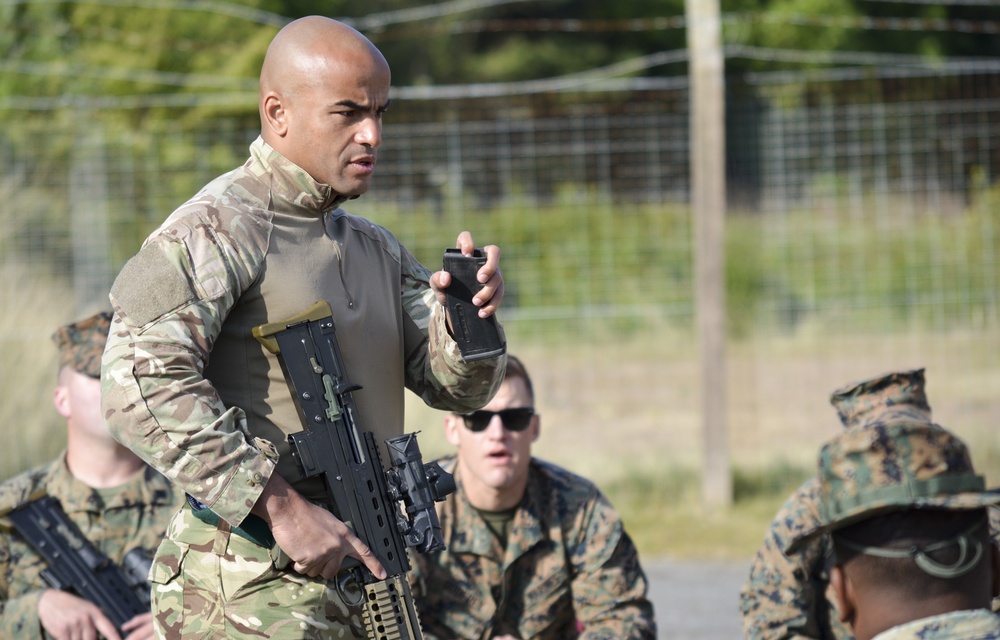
top-left (111, 243), bottom-right (194, 328)
top-left (534, 459), bottom-right (601, 498)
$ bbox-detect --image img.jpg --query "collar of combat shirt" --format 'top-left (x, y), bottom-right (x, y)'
top-left (41, 453), bottom-right (176, 516)
top-left (440, 456), bottom-right (545, 563)
top-left (245, 136), bottom-right (352, 214)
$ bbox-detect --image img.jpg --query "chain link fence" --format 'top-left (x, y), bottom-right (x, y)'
top-left (1, 66), bottom-right (998, 493)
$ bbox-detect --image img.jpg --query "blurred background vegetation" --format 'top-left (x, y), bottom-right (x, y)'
top-left (2, 0), bottom-right (1000, 560)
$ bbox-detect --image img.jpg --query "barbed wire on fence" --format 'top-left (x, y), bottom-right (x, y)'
top-left (728, 45), bottom-right (1000, 70)
top-left (8, 44), bottom-right (1000, 110)
top-left (860, 0), bottom-right (1000, 5)
top-left (376, 13), bottom-right (1000, 38)
top-left (0, 60), bottom-right (257, 90)
top-left (343, 0), bottom-right (535, 31)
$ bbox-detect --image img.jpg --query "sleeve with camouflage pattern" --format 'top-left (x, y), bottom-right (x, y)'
top-left (738, 478), bottom-right (854, 640)
top-left (102, 225), bottom-right (276, 527)
top-left (396, 239), bottom-right (506, 414)
top-left (570, 490), bottom-right (657, 640)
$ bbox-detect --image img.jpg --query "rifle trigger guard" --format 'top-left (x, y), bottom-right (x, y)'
top-left (335, 569), bottom-right (365, 608)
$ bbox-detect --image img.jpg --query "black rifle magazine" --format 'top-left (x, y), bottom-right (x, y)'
top-left (442, 248), bottom-right (506, 361)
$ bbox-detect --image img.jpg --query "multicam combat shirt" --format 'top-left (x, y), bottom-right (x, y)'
top-left (0, 454), bottom-right (180, 639)
top-left (102, 136), bottom-right (504, 526)
top-left (410, 457), bottom-right (657, 640)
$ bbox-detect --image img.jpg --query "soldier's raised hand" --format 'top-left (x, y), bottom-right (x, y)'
top-left (430, 231), bottom-right (504, 319)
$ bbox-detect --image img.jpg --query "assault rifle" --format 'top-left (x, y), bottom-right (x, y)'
top-left (253, 301), bottom-right (456, 640)
top-left (5, 494), bottom-right (152, 637)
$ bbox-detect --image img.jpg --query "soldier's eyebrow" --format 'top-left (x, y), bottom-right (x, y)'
top-left (334, 99), bottom-right (391, 114)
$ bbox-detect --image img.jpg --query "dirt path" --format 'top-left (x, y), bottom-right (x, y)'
top-left (646, 557), bottom-right (751, 639)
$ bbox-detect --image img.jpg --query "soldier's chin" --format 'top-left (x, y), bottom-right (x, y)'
top-left (341, 179), bottom-right (372, 198)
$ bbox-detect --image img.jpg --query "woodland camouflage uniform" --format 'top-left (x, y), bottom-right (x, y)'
top-left (739, 369), bottom-right (1000, 640)
top-left (0, 458), bottom-right (179, 639)
top-left (0, 312), bottom-right (182, 639)
top-left (102, 138), bottom-right (505, 639)
top-left (409, 456), bottom-right (656, 640)
top-left (867, 610), bottom-right (1000, 640)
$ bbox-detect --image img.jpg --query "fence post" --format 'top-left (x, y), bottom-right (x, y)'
top-left (70, 127), bottom-right (114, 317)
top-left (686, 0), bottom-right (732, 507)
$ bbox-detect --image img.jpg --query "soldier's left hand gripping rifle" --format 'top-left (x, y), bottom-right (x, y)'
top-left (253, 301), bottom-right (456, 640)
top-left (0, 493), bottom-right (153, 637)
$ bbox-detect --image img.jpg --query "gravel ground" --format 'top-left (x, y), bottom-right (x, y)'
top-left (645, 557), bottom-right (751, 639)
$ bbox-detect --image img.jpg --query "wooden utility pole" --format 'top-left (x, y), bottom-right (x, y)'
top-left (686, 0), bottom-right (731, 507)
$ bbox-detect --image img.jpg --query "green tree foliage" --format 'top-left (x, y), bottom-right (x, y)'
top-left (723, 0), bottom-right (1000, 72)
top-left (0, 0), bottom-right (288, 129)
top-left (4, 0), bottom-right (1000, 121)
top-left (359, 0), bottom-right (688, 84)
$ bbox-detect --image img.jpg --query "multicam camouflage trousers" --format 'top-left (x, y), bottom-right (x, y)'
top-left (149, 506), bottom-right (368, 639)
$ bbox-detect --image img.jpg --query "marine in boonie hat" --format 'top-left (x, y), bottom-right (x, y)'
top-left (785, 419), bottom-right (1000, 559)
top-left (51, 311), bottom-right (113, 379)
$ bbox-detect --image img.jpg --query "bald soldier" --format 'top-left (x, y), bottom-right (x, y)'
top-left (102, 16), bottom-right (506, 640)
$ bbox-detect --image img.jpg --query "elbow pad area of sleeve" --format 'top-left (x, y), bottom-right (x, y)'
top-left (111, 244), bottom-right (194, 327)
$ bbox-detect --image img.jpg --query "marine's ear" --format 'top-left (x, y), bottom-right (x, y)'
top-left (443, 413), bottom-right (462, 447)
top-left (52, 375), bottom-right (71, 420)
top-left (829, 564), bottom-right (857, 626)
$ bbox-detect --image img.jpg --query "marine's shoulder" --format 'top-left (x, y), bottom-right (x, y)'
top-left (766, 475), bottom-right (825, 537)
top-left (531, 457), bottom-right (599, 486)
top-left (874, 609), bottom-right (1000, 640)
top-left (0, 462), bottom-right (55, 515)
top-left (529, 458), bottom-right (604, 506)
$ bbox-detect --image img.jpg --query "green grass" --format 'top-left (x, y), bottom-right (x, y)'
top-left (351, 192), bottom-right (1000, 340)
top-left (604, 462), bottom-right (812, 561)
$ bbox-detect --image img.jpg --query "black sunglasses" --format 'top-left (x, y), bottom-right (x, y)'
top-left (460, 407), bottom-right (535, 432)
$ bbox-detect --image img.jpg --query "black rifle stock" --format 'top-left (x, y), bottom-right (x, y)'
top-left (253, 301), bottom-right (455, 640)
top-left (5, 495), bottom-right (152, 636)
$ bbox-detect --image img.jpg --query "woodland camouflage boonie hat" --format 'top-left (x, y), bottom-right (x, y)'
top-left (830, 368), bottom-right (931, 430)
top-left (51, 311), bottom-right (112, 379)
top-left (786, 420), bottom-right (1000, 555)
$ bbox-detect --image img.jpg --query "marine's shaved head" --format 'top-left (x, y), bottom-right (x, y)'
top-left (257, 16), bottom-right (391, 196)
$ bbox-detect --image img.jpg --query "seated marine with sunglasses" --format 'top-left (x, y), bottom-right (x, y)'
top-left (408, 355), bottom-right (656, 640)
